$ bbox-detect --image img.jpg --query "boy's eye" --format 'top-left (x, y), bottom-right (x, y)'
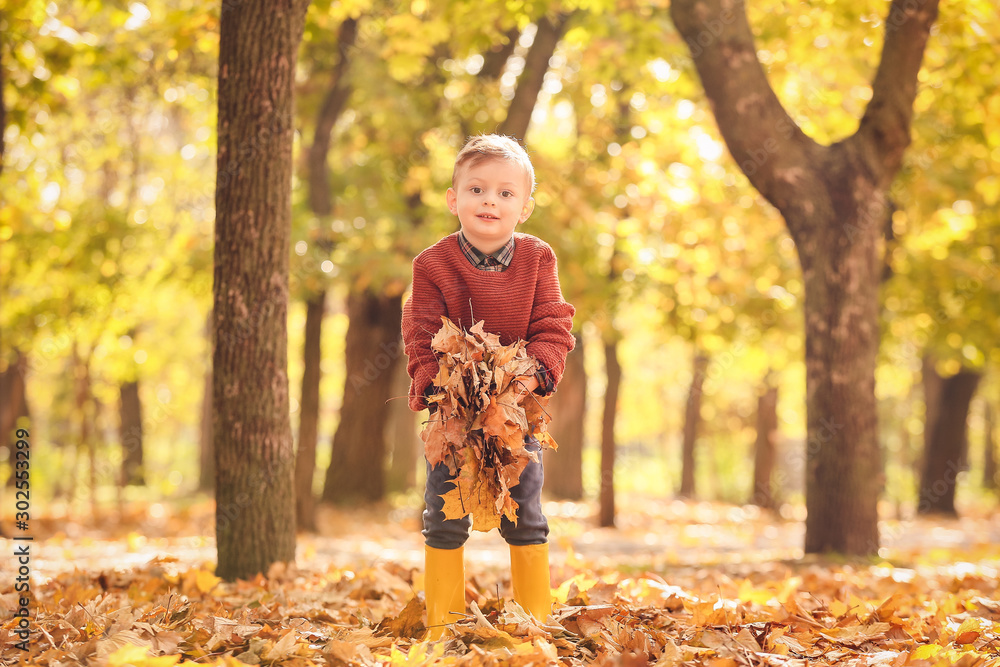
top-left (470, 187), bottom-right (483, 194)
top-left (501, 191), bottom-right (514, 198)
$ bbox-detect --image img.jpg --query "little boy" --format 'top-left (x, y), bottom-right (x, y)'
top-left (401, 134), bottom-right (575, 639)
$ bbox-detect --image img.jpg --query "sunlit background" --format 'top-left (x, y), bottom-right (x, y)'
top-left (2, 0), bottom-right (998, 525)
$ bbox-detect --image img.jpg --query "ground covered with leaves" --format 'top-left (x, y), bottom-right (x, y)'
top-left (2, 498), bottom-right (999, 666)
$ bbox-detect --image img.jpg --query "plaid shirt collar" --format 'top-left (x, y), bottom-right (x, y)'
top-left (457, 231), bottom-right (516, 272)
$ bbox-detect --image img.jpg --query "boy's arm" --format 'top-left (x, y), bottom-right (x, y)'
top-left (401, 257), bottom-right (447, 411)
top-left (525, 245), bottom-right (576, 392)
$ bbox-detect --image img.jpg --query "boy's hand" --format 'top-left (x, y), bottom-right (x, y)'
top-left (514, 375), bottom-right (539, 404)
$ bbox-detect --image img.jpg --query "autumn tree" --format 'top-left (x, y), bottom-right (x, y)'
top-left (878, 0), bottom-right (999, 512)
top-left (3, 0), bottom-right (216, 511)
top-left (750, 377), bottom-right (780, 510)
top-left (292, 13), bottom-right (358, 530)
top-left (671, 0), bottom-right (941, 554)
top-left (213, 0), bottom-right (310, 580)
top-left (918, 363), bottom-right (980, 515)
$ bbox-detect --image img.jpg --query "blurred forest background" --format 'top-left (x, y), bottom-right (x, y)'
top-left (2, 0), bottom-right (998, 542)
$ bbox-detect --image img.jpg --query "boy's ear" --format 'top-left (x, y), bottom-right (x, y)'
top-left (446, 188), bottom-right (458, 215)
top-left (518, 197), bottom-right (535, 224)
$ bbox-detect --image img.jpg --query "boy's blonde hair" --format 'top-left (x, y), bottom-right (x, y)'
top-left (452, 134), bottom-right (536, 194)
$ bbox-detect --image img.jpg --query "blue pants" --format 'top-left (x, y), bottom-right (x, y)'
top-left (423, 437), bottom-right (548, 549)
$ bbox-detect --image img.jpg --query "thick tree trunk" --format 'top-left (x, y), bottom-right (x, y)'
top-left (213, 0), bottom-right (309, 581)
top-left (322, 291), bottom-right (403, 504)
top-left (671, 0), bottom-right (939, 555)
top-left (119, 380), bottom-right (144, 486)
top-left (750, 380), bottom-right (779, 510)
top-left (799, 181), bottom-right (883, 555)
top-left (498, 14), bottom-right (570, 140)
top-left (598, 339), bottom-right (621, 528)
top-left (546, 334), bottom-right (586, 500)
top-left (679, 354), bottom-right (708, 499)
top-left (984, 403), bottom-right (997, 491)
top-left (917, 369), bottom-right (981, 515)
top-left (295, 292), bottom-right (324, 531)
top-left (386, 358), bottom-right (420, 493)
top-left (198, 367), bottom-right (214, 492)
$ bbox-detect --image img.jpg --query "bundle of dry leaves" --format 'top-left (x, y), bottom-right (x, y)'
top-left (420, 317), bottom-right (555, 532)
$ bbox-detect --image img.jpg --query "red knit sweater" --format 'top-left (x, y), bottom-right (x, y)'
top-left (402, 232), bottom-right (576, 411)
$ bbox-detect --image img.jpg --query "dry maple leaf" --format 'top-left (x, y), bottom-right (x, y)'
top-left (421, 317), bottom-right (556, 531)
top-left (374, 596), bottom-right (426, 639)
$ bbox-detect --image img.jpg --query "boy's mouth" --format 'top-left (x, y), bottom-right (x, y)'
top-left (477, 213), bottom-right (499, 220)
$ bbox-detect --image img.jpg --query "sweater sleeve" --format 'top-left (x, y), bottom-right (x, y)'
top-left (401, 255), bottom-right (446, 411)
top-left (525, 244), bottom-right (576, 390)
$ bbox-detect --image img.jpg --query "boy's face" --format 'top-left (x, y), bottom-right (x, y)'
top-left (447, 157), bottom-right (534, 254)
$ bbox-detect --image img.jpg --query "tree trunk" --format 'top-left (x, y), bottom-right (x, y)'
top-left (322, 290), bottom-right (403, 504)
top-left (198, 367), bottom-right (214, 492)
top-left (295, 292), bottom-right (324, 532)
top-left (921, 356), bottom-right (942, 477)
top-left (750, 379), bottom-right (779, 509)
top-left (119, 380), bottom-right (145, 486)
top-left (306, 18), bottom-right (356, 214)
top-left (798, 181), bottom-right (884, 555)
top-left (546, 333), bottom-right (586, 500)
top-left (0, 350), bottom-right (30, 455)
top-left (984, 403), bottom-right (997, 491)
top-left (498, 13), bottom-right (571, 140)
top-left (478, 26), bottom-right (521, 80)
top-left (598, 339), bottom-right (621, 528)
top-left (73, 346), bottom-right (99, 519)
top-left (679, 353), bottom-right (708, 498)
top-left (213, 0), bottom-right (309, 581)
top-left (917, 368), bottom-right (981, 516)
top-left (386, 358), bottom-right (420, 493)
top-left (0, 38), bottom-right (5, 175)
top-left (294, 17), bottom-right (357, 526)
top-left (671, 0), bottom-right (939, 555)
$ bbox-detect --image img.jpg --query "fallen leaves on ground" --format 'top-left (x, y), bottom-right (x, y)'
top-left (4, 541), bottom-right (999, 666)
top-left (421, 317), bottom-right (555, 532)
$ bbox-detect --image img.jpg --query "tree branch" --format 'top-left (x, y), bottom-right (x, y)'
top-left (307, 17), bottom-right (358, 217)
top-left (479, 26), bottom-right (521, 81)
top-left (669, 0), bottom-right (821, 219)
top-left (498, 13), bottom-right (571, 141)
top-left (855, 0), bottom-right (940, 187)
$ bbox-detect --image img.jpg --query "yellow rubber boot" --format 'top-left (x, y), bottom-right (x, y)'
top-left (424, 545), bottom-right (465, 640)
top-left (510, 543), bottom-right (552, 622)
